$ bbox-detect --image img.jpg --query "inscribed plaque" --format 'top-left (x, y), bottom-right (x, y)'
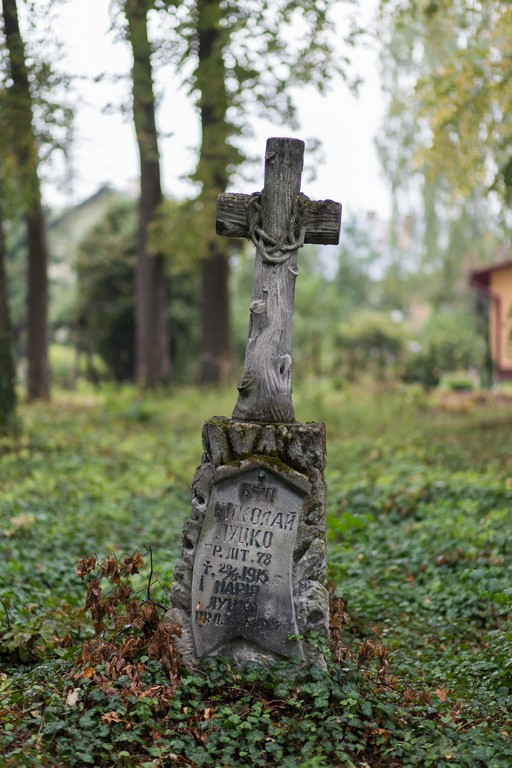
top-left (191, 460), bottom-right (310, 659)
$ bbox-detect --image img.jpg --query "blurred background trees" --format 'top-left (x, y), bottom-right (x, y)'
top-left (75, 200), bottom-right (136, 383)
top-left (2, 0), bottom-right (51, 401)
top-left (0, 0), bottom-right (71, 429)
top-left (1, 0), bottom-right (510, 432)
top-left (160, 0), bottom-right (356, 384)
top-left (123, 0), bottom-right (170, 389)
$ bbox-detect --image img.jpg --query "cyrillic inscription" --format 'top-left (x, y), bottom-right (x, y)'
top-left (191, 461), bottom-right (310, 659)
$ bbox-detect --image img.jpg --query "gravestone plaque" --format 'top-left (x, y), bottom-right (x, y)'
top-left (192, 461), bottom-right (309, 659)
top-left (168, 137), bottom-right (341, 668)
top-left (170, 419), bottom-right (329, 668)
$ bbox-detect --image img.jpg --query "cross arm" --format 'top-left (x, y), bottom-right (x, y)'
top-left (216, 192), bottom-right (342, 245)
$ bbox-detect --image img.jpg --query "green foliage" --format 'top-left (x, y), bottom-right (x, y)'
top-left (441, 372), bottom-right (476, 392)
top-left (335, 310), bottom-right (405, 380)
top-left (334, 218), bottom-right (381, 312)
top-left (48, 344), bottom-right (91, 390)
top-left (0, 386), bottom-right (510, 765)
top-left (0, 341), bottom-right (17, 433)
top-left (379, 0), bottom-right (512, 205)
top-left (462, 569), bottom-right (512, 609)
top-left (229, 234), bottom-right (490, 387)
top-left (288, 248), bottom-right (340, 378)
top-left (75, 202), bottom-right (137, 381)
top-left (377, 0), bottom-right (512, 334)
top-left (46, 186), bottom-right (129, 334)
top-left (0, 0), bottom-right (72, 213)
top-left (158, 0), bottom-right (354, 161)
top-left (0, 341), bottom-right (17, 434)
top-left (74, 199), bottom-right (202, 384)
top-left (403, 310), bottom-right (484, 388)
top-left (149, 198), bottom-right (202, 380)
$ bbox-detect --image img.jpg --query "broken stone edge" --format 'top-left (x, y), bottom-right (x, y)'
top-left (167, 416), bottom-right (329, 669)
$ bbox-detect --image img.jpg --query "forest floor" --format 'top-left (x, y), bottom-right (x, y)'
top-left (0, 382), bottom-right (511, 767)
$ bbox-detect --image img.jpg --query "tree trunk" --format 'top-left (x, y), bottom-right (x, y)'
top-left (0, 195), bottom-right (17, 431)
top-left (196, 0), bottom-right (233, 385)
top-left (2, 0), bottom-right (50, 400)
top-left (125, 0), bottom-right (170, 389)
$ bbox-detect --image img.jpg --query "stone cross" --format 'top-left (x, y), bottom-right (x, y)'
top-left (216, 137), bottom-right (342, 423)
top-left (169, 137), bottom-right (341, 670)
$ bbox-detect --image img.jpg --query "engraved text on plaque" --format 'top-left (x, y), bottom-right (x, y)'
top-left (191, 460), bottom-right (310, 659)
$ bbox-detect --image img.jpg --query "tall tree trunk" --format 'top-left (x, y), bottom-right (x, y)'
top-left (196, 0), bottom-right (233, 385)
top-left (0, 194), bottom-right (17, 431)
top-left (2, 0), bottom-right (50, 400)
top-left (125, 0), bottom-right (170, 389)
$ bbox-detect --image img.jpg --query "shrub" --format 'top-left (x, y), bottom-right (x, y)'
top-left (75, 202), bottom-right (137, 382)
top-left (334, 310), bottom-right (405, 380)
top-left (403, 309), bottom-right (484, 388)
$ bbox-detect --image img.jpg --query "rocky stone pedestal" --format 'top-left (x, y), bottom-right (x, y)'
top-left (168, 417), bottom-right (328, 669)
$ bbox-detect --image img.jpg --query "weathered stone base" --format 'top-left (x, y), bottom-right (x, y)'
top-left (167, 417), bottom-right (328, 669)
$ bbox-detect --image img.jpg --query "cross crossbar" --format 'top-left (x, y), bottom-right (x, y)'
top-left (216, 193), bottom-right (341, 245)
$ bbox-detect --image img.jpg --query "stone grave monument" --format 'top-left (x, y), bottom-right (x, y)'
top-left (169, 137), bottom-right (342, 668)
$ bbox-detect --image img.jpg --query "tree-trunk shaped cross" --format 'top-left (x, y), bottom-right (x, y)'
top-left (216, 137), bottom-right (342, 423)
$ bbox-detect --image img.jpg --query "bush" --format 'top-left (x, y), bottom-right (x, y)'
top-left (403, 310), bottom-right (484, 389)
top-left (75, 202), bottom-right (136, 382)
top-left (335, 310), bottom-right (405, 380)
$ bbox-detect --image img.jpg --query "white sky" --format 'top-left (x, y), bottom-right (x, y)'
top-left (42, 0), bottom-right (390, 221)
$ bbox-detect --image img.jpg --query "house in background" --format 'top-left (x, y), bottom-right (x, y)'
top-left (470, 260), bottom-right (512, 381)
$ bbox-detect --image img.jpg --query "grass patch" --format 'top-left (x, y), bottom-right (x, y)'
top-left (0, 384), bottom-right (511, 766)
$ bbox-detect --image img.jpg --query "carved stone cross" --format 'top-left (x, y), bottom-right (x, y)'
top-left (216, 137), bottom-right (342, 423)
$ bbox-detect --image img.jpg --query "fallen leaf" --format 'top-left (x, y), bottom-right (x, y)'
top-left (81, 666), bottom-right (96, 679)
top-left (436, 688), bottom-right (448, 702)
top-left (66, 688), bottom-right (80, 708)
top-left (102, 711), bottom-right (123, 724)
top-left (192, 727), bottom-right (207, 744)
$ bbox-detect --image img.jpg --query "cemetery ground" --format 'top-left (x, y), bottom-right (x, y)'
top-left (0, 382), bottom-right (511, 768)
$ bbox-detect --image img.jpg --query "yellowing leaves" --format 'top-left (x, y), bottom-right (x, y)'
top-left (384, 0), bottom-right (512, 202)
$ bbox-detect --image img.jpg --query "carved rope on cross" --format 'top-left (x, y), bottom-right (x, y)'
top-left (246, 191), bottom-right (308, 264)
top-left (216, 138), bottom-right (342, 424)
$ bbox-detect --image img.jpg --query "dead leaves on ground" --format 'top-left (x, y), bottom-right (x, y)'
top-left (75, 550), bottom-right (182, 705)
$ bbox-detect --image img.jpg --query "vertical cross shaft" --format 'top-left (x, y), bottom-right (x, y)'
top-left (234, 137), bottom-right (304, 422)
top-left (216, 136), bottom-right (342, 424)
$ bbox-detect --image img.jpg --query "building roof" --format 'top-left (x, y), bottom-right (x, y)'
top-left (470, 259), bottom-right (512, 288)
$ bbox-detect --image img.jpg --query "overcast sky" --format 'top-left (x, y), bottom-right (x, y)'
top-left (42, 0), bottom-right (390, 221)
